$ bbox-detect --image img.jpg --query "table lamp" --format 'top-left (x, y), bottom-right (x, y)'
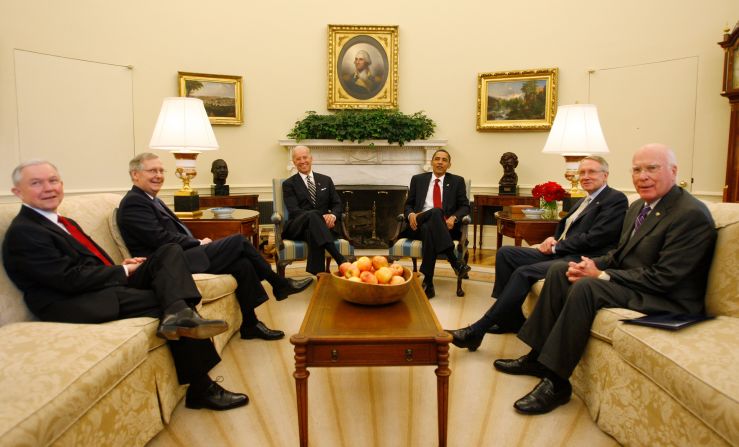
top-left (541, 104), bottom-right (609, 197)
top-left (149, 97), bottom-right (219, 217)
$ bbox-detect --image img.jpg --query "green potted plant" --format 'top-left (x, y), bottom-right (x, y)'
top-left (287, 109), bottom-right (436, 146)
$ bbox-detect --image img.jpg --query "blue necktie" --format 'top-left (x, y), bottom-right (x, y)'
top-left (633, 206), bottom-right (651, 233)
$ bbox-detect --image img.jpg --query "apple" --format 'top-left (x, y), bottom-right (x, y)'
top-left (356, 256), bottom-right (372, 272)
top-left (389, 275), bottom-right (406, 285)
top-left (371, 255), bottom-right (389, 270)
top-left (374, 266), bottom-right (394, 284)
top-left (360, 271), bottom-right (378, 284)
top-left (389, 263), bottom-right (404, 276)
top-left (338, 262), bottom-right (353, 277)
top-left (344, 264), bottom-right (361, 279)
top-left (348, 276), bottom-right (362, 283)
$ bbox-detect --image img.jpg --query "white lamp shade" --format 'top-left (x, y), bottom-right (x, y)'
top-left (542, 104), bottom-right (608, 155)
top-left (149, 97), bottom-right (219, 152)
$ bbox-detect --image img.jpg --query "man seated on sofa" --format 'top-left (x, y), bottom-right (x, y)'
top-left (117, 153), bottom-right (311, 341)
top-left (402, 148), bottom-right (471, 298)
top-left (447, 156), bottom-right (628, 349)
top-left (3, 160), bottom-right (248, 411)
top-left (492, 144), bottom-right (716, 415)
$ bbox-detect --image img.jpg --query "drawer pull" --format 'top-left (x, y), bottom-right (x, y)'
top-left (331, 349), bottom-right (339, 362)
top-left (405, 349), bottom-right (413, 362)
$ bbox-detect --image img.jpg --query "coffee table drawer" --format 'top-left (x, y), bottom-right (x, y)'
top-left (308, 343), bottom-right (437, 366)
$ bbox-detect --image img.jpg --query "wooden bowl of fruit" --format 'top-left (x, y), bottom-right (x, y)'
top-left (331, 256), bottom-right (412, 305)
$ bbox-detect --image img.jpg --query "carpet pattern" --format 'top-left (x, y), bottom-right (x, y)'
top-left (148, 274), bottom-right (617, 447)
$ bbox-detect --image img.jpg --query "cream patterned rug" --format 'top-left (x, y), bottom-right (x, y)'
top-left (148, 275), bottom-right (617, 447)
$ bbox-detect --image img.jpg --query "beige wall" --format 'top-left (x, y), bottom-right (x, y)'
top-left (1, 0), bottom-right (737, 203)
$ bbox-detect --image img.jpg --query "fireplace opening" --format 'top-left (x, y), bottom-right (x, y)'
top-left (338, 185), bottom-right (408, 249)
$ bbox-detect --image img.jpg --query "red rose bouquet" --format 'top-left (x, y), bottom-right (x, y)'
top-left (531, 181), bottom-right (566, 203)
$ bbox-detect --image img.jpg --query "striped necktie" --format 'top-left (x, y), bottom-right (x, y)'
top-left (306, 175), bottom-right (317, 206)
top-left (559, 196), bottom-right (591, 241)
top-left (633, 205), bottom-right (651, 233)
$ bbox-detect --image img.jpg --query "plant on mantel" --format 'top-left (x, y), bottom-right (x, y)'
top-left (287, 109), bottom-right (436, 146)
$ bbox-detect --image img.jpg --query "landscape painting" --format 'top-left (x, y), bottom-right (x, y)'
top-left (178, 72), bottom-right (243, 125)
top-left (477, 68), bottom-right (558, 131)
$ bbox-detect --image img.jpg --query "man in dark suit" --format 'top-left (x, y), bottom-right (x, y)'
top-left (281, 145), bottom-right (347, 275)
top-left (3, 160), bottom-right (248, 411)
top-left (117, 153), bottom-right (311, 342)
top-left (403, 149), bottom-right (471, 298)
top-left (493, 144), bottom-right (716, 415)
top-left (447, 156), bottom-right (628, 348)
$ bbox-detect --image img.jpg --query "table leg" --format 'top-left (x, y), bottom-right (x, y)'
top-left (435, 342), bottom-right (451, 447)
top-left (472, 204), bottom-right (478, 251)
top-left (496, 226), bottom-right (503, 249)
top-left (293, 343), bottom-right (310, 447)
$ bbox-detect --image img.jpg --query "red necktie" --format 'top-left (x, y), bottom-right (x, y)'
top-left (433, 179), bottom-right (442, 209)
top-left (58, 216), bottom-right (112, 266)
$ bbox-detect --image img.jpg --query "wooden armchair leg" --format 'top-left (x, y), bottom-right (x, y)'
top-left (325, 258), bottom-right (331, 273)
top-left (412, 258), bottom-right (418, 272)
top-left (456, 277), bottom-right (465, 297)
top-left (277, 261), bottom-right (288, 278)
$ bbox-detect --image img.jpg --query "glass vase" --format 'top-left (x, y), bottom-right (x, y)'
top-left (540, 198), bottom-right (558, 219)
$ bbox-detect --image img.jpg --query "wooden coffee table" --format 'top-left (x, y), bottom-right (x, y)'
top-left (180, 209), bottom-right (259, 248)
top-left (290, 273), bottom-right (452, 447)
top-left (495, 210), bottom-right (559, 248)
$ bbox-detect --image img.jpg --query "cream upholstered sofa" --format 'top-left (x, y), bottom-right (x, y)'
top-left (0, 193), bottom-right (241, 446)
top-left (523, 201), bottom-right (739, 446)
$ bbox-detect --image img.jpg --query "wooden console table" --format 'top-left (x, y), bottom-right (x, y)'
top-left (198, 194), bottom-right (258, 210)
top-left (495, 210), bottom-right (559, 248)
top-left (472, 194), bottom-right (538, 250)
top-left (290, 273), bottom-right (452, 447)
top-left (180, 209), bottom-right (259, 247)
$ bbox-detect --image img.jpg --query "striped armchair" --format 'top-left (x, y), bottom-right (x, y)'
top-left (388, 179), bottom-right (471, 297)
top-left (271, 178), bottom-right (355, 277)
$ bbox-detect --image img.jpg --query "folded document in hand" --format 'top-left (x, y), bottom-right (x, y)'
top-left (621, 313), bottom-right (714, 331)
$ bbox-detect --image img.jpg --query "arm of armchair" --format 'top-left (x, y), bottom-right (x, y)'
top-left (271, 211), bottom-right (284, 250)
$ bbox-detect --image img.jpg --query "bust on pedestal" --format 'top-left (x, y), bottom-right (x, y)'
top-left (211, 159), bottom-right (230, 196)
top-left (498, 152), bottom-right (519, 195)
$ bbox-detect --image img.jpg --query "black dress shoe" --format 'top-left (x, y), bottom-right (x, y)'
top-left (486, 321), bottom-right (524, 334)
top-left (514, 377), bottom-right (572, 414)
top-left (240, 321), bottom-right (285, 340)
top-left (493, 353), bottom-right (548, 378)
top-left (446, 326), bottom-right (484, 351)
top-left (422, 282), bottom-right (435, 299)
top-left (156, 307), bottom-right (228, 341)
top-left (186, 378), bottom-right (249, 411)
top-left (452, 261), bottom-right (471, 280)
top-left (273, 277), bottom-right (313, 301)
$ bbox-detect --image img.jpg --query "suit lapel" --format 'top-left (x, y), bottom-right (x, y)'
top-left (22, 206), bottom-right (107, 260)
top-left (418, 173), bottom-right (432, 211)
top-left (617, 187), bottom-right (678, 261)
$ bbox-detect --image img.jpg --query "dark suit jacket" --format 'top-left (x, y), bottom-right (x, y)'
top-left (595, 186), bottom-right (716, 314)
top-left (551, 185), bottom-right (628, 257)
top-left (281, 172), bottom-right (342, 237)
top-left (2, 206), bottom-right (126, 322)
top-left (404, 172), bottom-right (470, 222)
top-left (118, 186), bottom-right (209, 270)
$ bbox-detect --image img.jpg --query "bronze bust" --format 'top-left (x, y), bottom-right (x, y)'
top-left (499, 152), bottom-right (519, 195)
top-left (211, 159), bottom-right (230, 195)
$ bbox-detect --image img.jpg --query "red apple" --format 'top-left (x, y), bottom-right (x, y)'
top-left (374, 266), bottom-right (394, 284)
top-left (360, 271), bottom-right (378, 284)
top-left (389, 263), bottom-right (404, 276)
top-left (389, 275), bottom-right (406, 285)
top-left (371, 255), bottom-right (389, 270)
top-left (348, 276), bottom-right (362, 283)
top-left (344, 264), bottom-right (361, 279)
top-left (338, 262), bottom-right (353, 277)
top-left (356, 256), bottom-right (372, 272)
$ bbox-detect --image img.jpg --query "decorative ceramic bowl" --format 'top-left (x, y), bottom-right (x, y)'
top-left (522, 208), bottom-right (545, 219)
top-left (211, 207), bottom-right (235, 218)
top-left (330, 267), bottom-right (413, 306)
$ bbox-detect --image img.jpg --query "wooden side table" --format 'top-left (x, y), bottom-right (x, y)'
top-left (290, 272), bottom-right (452, 447)
top-left (472, 194), bottom-right (538, 250)
top-left (180, 209), bottom-right (260, 247)
top-left (495, 210), bottom-right (559, 248)
top-left (198, 194), bottom-right (258, 210)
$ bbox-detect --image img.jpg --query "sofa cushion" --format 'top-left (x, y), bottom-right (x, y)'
top-left (193, 273), bottom-right (238, 304)
top-left (705, 221), bottom-right (739, 318)
top-left (0, 321), bottom-right (149, 446)
top-left (613, 317), bottom-right (739, 446)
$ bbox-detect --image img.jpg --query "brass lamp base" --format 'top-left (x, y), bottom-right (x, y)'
top-left (563, 155), bottom-right (587, 197)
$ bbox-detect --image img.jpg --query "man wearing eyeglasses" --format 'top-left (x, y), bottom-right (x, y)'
top-left (492, 144), bottom-right (716, 415)
top-left (447, 155), bottom-right (628, 349)
top-left (117, 153), bottom-right (312, 342)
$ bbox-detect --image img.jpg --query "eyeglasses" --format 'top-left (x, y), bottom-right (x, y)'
top-left (631, 165), bottom-right (662, 175)
top-left (577, 169), bottom-right (604, 177)
top-left (142, 168), bottom-right (166, 175)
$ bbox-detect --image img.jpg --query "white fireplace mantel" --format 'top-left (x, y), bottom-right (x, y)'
top-left (278, 139), bottom-right (448, 186)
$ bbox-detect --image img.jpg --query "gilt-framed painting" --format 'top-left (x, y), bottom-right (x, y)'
top-left (477, 68), bottom-right (558, 131)
top-left (328, 24), bottom-right (398, 109)
top-left (178, 71), bottom-right (243, 125)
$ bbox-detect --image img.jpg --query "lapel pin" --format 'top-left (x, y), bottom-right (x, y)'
top-left (656, 212), bottom-right (661, 216)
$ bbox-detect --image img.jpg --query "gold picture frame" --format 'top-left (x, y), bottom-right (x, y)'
top-left (477, 68), bottom-right (558, 131)
top-left (178, 71), bottom-right (243, 125)
top-left (328, 24), bottom-right (398, 109)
